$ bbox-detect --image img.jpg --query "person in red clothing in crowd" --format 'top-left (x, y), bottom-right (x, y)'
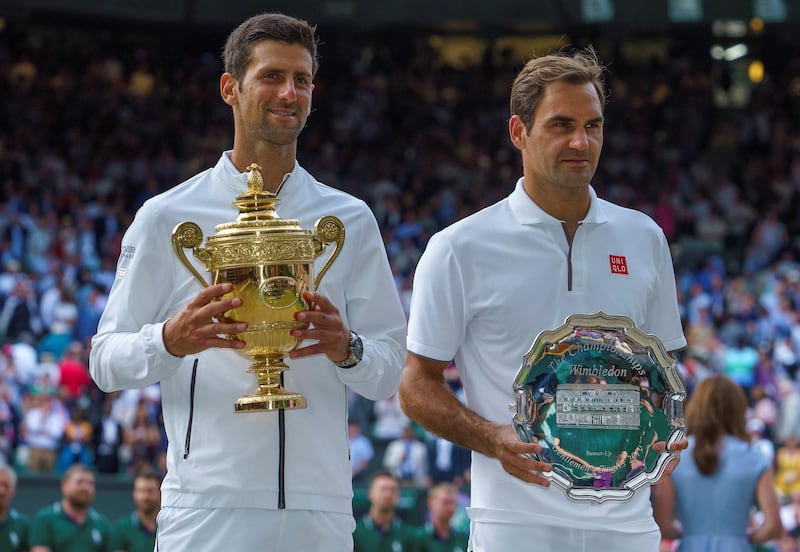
top-left (57, 341), bottom-right (92, 405)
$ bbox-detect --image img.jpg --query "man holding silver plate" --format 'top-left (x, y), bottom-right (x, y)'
top-left (400, 47), bottom-right (687, 551)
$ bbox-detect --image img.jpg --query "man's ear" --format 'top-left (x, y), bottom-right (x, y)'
top-left (220, 73), bottom-right (238, 106)
top-left (508, 115), bottom-right (527, 151)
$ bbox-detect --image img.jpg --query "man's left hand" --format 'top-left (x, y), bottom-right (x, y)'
top-left (288, 291), bottom-right (350, 363)
top-left (654, 437), bottom-right (689, 479)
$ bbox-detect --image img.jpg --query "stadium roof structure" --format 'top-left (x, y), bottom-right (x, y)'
top-left (2, 0), bottom-right (799, 30)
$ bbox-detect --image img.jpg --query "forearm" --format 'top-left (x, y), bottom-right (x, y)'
top-left (749, 523), bottom-right (781, 546)
top-left (652, 479), bottom-right (681, 540)
top-left (657, 520), bottom-right (681, 541)
top-left (90, 204), bottom-right (183, 391)
top-left (90, 322), bottom-right (181, 391)
top-left (750, 469), bottom-right (783, 545)
top-left (399, 358), bottom-right (502, 458)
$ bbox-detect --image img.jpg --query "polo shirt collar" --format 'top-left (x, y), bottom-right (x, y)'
top-left (508, 177), bottom-right (608, 226)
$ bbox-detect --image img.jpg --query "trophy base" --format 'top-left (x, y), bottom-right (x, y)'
top-left (234, 391), bottom-right (307, 412)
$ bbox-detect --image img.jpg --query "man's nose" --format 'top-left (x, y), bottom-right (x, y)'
top-left (569, 128), bottom-right (589, 151)
top-left (279, 79), bottom-right (297, 102)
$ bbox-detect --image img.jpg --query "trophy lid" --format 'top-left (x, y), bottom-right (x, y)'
top-left (213, 163), bottom-right (304, 235)
top-left (173, 163), bottom-right (338, 274)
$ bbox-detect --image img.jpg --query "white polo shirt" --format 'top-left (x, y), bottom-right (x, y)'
top-left (408, 178), bottom-right (686, 537)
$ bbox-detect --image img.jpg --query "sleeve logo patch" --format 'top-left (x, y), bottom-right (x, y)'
top-left (609, 255), bottom-right (628, 275)
top-left (117, 245), bottom-right (136, 279)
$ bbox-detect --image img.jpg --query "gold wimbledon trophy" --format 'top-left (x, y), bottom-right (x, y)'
top-left (172, 164), bottom-right (344, 412)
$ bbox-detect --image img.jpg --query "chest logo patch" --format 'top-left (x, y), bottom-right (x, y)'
top-left (609, 255), bottom-right (628, 275)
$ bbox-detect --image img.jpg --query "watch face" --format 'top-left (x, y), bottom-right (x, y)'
top-left (352, 333), bottom-right (364, 360)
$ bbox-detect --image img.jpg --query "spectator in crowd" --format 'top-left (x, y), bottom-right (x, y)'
top-left (722, 335), bottom-right (760, 399)
top-left (353, 471), bottom-right (417, 552)
top-left (0, 279), bottom-right (41, 340)
top-left (88, 12), bottom-right (406, 552)
top-left (74, 283), bottom-right (107, 347)
top-left (35, 303), bottom-right (78, 363)
top-left (778, 379), bottom-right (800, 443)
top-left (747, 417), bottom-right (776, 465)
top-left (92, 398), bottom-right (123, 475)
top-left (30, 465), bottom-right (112, 552)
top-left (750, 385), bottom-right (779, 441)
top-left (373, 394), bottom-right (410, 441)
top-left (415, 482), bottom-right (468, 552)
top-left (776, 435), bottom-right (800, 499)
top-left (110, 388), bottom-right (159, 432)
top-left (4, 339), bottom-right (40, 392)
top-left (0, 465), bottom-right (29, 552)
top-left (347, 389), bottom-right (376, 433)
top-left (55, 405), bottom-right (93, 474)
top-left (122, 401), bottom-right (161, 477)
top-left (653, 374), bottom-right (782, 550)
top-left (383, 423), bottom-right (429, 487)
top-left (780, 491), bottom-right (800, 540)
top-left (19, 392), bottom-right (67, 474)
top-left (110, 472), bottom-right (161, 552)
top-left (0, 385), bottom-right (19, 466)
top-left (400, 47), bottom-right (687, 551)
top-left (348, 419), bottom-right (374, 483)
top-left (744, 207), bottom-right (789, 274)
top-left (56, 342), bottom-right (92, 406)
top-left (427, 433), bottom-right (471, 487)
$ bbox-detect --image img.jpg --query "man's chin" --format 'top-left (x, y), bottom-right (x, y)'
top-left (69, 496), bottom-right (93, 509)
top-left (261, 126), bottom-right (304, 146)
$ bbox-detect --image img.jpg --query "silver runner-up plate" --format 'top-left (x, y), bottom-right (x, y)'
top-left (512, 312), bottom-right (686, 502)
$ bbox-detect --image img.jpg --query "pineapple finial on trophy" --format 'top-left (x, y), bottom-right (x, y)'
top-left (246, 163), bottom-right (264, 193)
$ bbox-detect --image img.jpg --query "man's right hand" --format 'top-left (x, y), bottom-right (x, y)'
top-left (162, 283), bottom-right (247, 357)
top-left (488, 425), bottom-right (552, 487)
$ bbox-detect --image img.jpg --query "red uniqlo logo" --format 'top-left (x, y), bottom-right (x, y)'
top-left (609, 255), bottom-right (628, 274)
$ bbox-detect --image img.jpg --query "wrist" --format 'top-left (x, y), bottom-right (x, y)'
top-left (334, 331), bottom-right (363, 369)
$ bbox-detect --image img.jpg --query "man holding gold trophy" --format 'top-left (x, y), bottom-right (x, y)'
top-left (400, 48), bottom-right (688, 551)
top-left (90, 13), bottom-right (406, 551)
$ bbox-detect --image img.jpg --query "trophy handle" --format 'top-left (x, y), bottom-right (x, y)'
top-left (312, 216), bottom-right (345, 288)
top-left (172, 222), bottom-right (210, 288)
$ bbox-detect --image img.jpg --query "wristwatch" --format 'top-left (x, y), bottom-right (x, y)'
top-left (334, 331), bottom-right (363, 369)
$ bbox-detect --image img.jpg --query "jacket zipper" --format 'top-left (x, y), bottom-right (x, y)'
top-left (277, 178), bottom-right (287, 508)
top-left (278, 372), bottom-right (286, 509)
top-left (183, 359), bottom-right (198, 459)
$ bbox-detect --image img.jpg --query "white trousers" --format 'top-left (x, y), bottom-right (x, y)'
top-left (156, 507), bottom-right (355, 552)
top-left (468, 519), bottom-right (661, 552)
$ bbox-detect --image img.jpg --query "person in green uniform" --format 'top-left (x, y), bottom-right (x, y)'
top-left (0, 465), bottom-right (29, 552)
top-left (30, 465), bottom-right (112, 552)
top-left (414, 483), bottom-right (468, 552)
top-left (109, 472), bottom-right (160, 552)
top-left (353, 471), bottom-right (418, 552)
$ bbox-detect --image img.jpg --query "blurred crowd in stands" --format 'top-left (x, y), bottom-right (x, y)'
top-left (1, 17), bottom-right (800, 545)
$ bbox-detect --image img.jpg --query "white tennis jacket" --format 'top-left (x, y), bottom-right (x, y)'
top-left (90, 153), bottom-right (406, 514)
